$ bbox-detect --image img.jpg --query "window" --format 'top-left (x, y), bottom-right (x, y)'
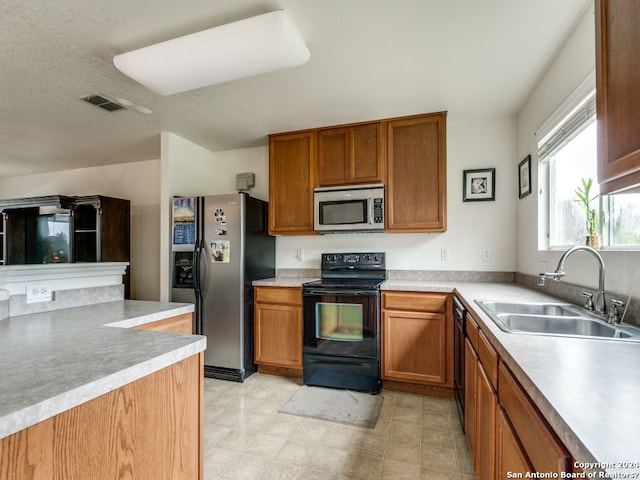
top-left (538, 79), bottom-right (640, 250)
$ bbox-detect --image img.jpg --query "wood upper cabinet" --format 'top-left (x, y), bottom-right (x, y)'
top-left (268, 110), bottom-right (447, 235)
top-left (254, 286), bottom-right (303, 370)
top-left (386, 112), bottom-right (447, 232)
top-left (596, 0), bottom-right (640, 193)
top-left (268, 131), bottom-right (316, 235)
top-left (316, 122), bottom-right (384, 186)
top-left (381, 291), bottom-right (452, 387)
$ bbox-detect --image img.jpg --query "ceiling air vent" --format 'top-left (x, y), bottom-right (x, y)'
top-left (80, 94), bottom-right (128, 112)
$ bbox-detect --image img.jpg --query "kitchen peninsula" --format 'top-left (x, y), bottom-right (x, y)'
top-left (0, 281), bottom-right (205, 479)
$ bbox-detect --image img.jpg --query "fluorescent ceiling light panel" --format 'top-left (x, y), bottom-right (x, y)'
top-left (113, 10), bottom-right (310, 95)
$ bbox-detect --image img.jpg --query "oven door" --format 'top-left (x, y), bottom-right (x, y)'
top-left (303, 288), bottom-right (379, 358)
top-left (302, 287), bottom-right (381, 393)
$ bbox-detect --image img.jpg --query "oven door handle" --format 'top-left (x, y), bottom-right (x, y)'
top-left (304, 289), bottom-right (377, 296)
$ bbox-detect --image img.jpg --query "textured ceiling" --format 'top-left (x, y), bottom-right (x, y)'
top-left (0, 0), bottom-right (591, 178)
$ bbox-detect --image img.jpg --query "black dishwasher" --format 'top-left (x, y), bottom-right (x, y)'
top-left (453, 296), bottom-right (467, 430)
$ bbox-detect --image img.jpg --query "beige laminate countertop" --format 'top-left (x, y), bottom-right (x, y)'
top-left (256, 277), bottom-right (640, 477)
top-left (0, 300), bottom-right (204, 440)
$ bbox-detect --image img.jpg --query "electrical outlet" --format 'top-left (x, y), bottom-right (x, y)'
top-left (441, 248), bottom-right (449, 261)
top-left (26, 284), bottom-right (52, 303)
top-left (482, 247), bottom-right (492, 262)
top-left (296, 248), bottom-right (304, 261)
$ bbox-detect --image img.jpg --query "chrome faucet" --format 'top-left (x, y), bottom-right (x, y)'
top-left (539, 245), bottom-right (607, 315)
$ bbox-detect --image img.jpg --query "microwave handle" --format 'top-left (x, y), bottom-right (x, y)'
top-left (368, 197), bottom-right (374, 225)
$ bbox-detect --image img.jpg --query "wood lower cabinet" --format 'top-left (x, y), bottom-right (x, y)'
top-left (596, 0), bottom-right (640, 193)
top-left (495, 405), bottom-right (533, 476)
top-left (498, 361), bottom-right (572, 475)
top-left (386, 112), bottom-right (447, 232)
top-left (464, 312), bottom-right (497, 480)
top-left (254, 286), bottom-right (303, 376)
top-left (0, 353), bottom-right (203, 480)
top-left (133, 313), bottom-right (193, 334)
top-left (316, 122), bottom-right (384, 186)
top-left (382, 291), bottom-right (452, 394)
top-left (268, 131), bottom-right (316, 235)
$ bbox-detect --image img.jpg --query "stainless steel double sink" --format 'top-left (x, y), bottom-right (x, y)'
top-left (475, 300), bottom-right (640, 342)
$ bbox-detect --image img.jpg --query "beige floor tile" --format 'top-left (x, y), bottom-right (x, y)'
top-left (215, 428), bottom-right (253, 453)
top-left (341, 452), bottom-right (383, 479)
top-left (349, 431), bottom-right (387, 456)
top-left (274, 440), bottom-right (314, 466)
top-left (422, 396), bottom-right (454, 415)
top-left (393, 405), bottom-right (423, 424)
top-left (419, 466), bottom-right (460, 479)
top-left (455, 450), bottom-right (475, 476)
top-left (395, 392), bottom-right (424, 409)
top-left (384, 438), bottom-right (421, 465)
top-left (244, 433), bottom-right (287, 459)
top-left (420, 446), bottom-right (459, 472)
top-left (380, 459), bottom-right (421, 479)
top-left (318, 423), bottom-right (359, 449)
top-left (298, 468), bottom-right (339, 479)
top-left (306, 445), bottom-right (348, 474)
top-left (219, 453), bottom-right (269, 480)
top-left (422, 412), bottom-right (454, 431)
top-left (421, 427), bottom-right (455, 449)
top-left (259, 461), bottom-right (303, 480)
top-left (389, 421), bottom-right (421, 443)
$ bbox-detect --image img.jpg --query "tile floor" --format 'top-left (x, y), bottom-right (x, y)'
top-left (203, 373), bottom-right (476, 479)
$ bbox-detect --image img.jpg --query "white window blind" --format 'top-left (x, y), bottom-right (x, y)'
top-left (537, 92), bottom-right (596, 160)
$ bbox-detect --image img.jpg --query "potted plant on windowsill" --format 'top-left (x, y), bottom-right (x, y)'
top-left (575, 177), bottom-right (601, 249)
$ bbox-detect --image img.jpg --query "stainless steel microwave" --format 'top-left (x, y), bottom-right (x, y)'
top-left (314, 183), bottom-right (384, 233)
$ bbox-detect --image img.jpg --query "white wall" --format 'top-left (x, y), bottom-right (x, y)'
top-left (0, 160), bottom-right (161, 300)
top-left (516, 2), bottom-right (640, 298)
top-left (278, 116), bottom-right (517, 272)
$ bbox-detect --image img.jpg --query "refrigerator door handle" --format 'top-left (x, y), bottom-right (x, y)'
top-left (193, 240), bottom-right (205, 334)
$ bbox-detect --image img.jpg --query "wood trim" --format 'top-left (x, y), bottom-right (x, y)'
top-left (382, 291), bottom-right (447, 313)
top-left (257, 364), bottom-right (303, 378)
top-left (381, 379), bottom-right (453, 398)
top-left (254, 286), bottom-right (302, 305)
top-left (133, 313), bottom-right (193, 334)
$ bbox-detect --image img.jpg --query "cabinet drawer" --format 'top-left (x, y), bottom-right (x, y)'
top-left (466, 313), bottom-right (479, 352)
top-left (383, 291), bottom-right (448, 313)
top-left (255, 287), bottom-right (302, 305)
top-left (478, 329), bottom-right (498, 387)
top-left (498, 362), bottom-right (571, 474)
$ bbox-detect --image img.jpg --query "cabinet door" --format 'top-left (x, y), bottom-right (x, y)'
top-left (317, 127), bottom-right (350, 186)
top-left (386, 112), bottom-right (447, 232)
top-left (351, 122), bottom-right (384, 183)
top-left (316, 123), bottom-right (384, 186)
top-left (495, 405), bottom-right (533, 477)
top-left (382, 309), bottom-right (447, 384)
top-left (498, 362), bottom-right (572, 474)
top-left (464, 338), bottom-right (478, 465)
top-left (254, 302), bottom-right (302, 368)
top-left (476, 363), bottom-right (497, 480)
top-left (596, 0), bottom-right (640, 193)
top-left (268, 131), bottom-right (316, 235)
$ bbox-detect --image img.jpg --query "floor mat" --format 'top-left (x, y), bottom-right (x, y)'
top-left (278, 385), bottom-right (383, 428)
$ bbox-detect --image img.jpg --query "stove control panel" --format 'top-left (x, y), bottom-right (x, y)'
top-left (321, 252), bottom-right (385, 268)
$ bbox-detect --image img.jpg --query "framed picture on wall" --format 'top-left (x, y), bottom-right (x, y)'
top-left (518, 155), bottom-right (532, 199)
top-left (463, 168), bottom-right (495, 202)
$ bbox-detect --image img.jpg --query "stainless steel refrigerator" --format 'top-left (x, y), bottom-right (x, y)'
top-left (170, 193), bottom-right (275, 381)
